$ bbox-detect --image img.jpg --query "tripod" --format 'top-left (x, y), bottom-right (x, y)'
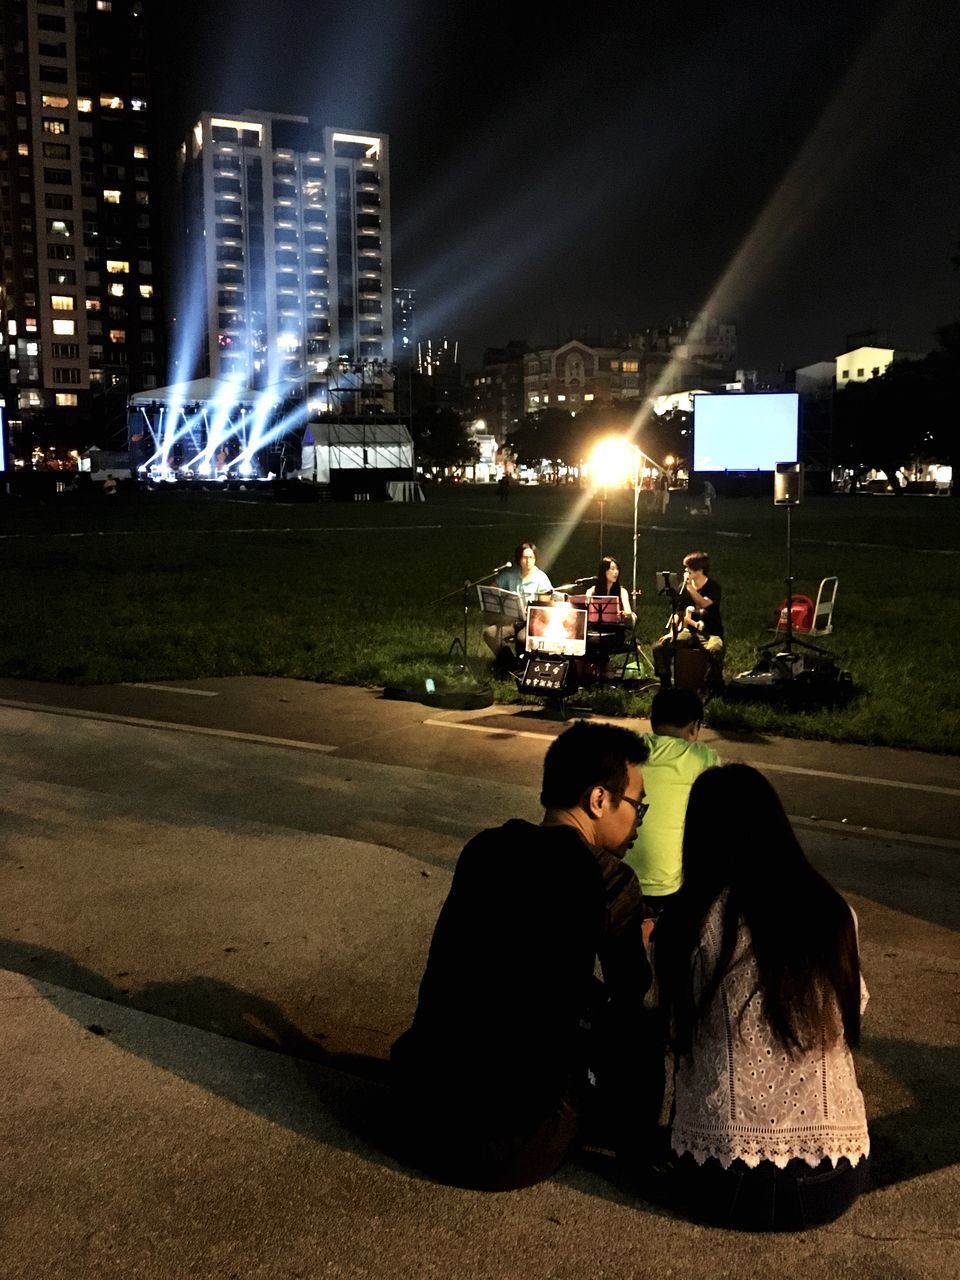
top-left (433, 566), bottom-right (504, 677)
top-left (759, 504), bottom-right (831, 666)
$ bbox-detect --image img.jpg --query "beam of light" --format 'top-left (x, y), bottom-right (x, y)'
top-left (183, 379), bottom-right (251, 474)
top-left (232, 398), bottom-right (312, 472)
top-left (139, 405), bottom-right (160, 453)
top-left (138, 404), bottom-right (208, 474)
top-left (540, 0), bottom-right (928, 577)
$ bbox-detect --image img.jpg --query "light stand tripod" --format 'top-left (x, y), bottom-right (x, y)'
top-left (760, 464), bottom-right (831, 668)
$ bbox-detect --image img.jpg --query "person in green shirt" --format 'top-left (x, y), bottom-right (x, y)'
top-left (625, 688), bottom-right (720, 913)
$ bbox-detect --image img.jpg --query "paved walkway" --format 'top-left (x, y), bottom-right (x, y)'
top-left (0, 679), bottom-right (957, 1277)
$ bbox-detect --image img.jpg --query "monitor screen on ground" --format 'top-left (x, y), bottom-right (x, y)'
top-left (693, 393), bottom-right (799, 472)
top-left (525, 604), bottom-right (588, 657)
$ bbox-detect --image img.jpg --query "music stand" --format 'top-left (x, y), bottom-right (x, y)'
top-left (433, 568), bottom-right (512, 675)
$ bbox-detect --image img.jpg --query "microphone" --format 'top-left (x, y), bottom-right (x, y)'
top-left (492, 560), bottom-right (512, 574)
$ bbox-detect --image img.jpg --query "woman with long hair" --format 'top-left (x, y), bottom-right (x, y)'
top-left (653, 764), bottom-right (870, 1230)
top-left (585, 555), bottom-right (635, 626)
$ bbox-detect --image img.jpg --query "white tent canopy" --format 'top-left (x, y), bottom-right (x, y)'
top-left (299, 421), bottom-right (413, 483)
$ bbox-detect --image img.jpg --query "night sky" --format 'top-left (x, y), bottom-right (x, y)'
top-left (152, 0), bottom-right (960, 372)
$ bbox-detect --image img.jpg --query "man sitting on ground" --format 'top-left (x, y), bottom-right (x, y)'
top-left (652, 550), bottom-right (724, 690)
top-left (483, 541), bottom-right (553, 672)
top-left (625, 689), bottom-right (720, 915)
top-left (390, 721), bottom-right (661, 1190)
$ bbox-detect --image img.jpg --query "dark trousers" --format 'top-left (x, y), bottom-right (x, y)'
top-left (673, 1151), bottom-right (870, 1231)
top-left (390, 1008), bottom-right (665, 1191)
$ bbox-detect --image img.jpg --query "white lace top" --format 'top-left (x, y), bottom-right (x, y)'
top-left (671, 897), bottom-right (870, 1170)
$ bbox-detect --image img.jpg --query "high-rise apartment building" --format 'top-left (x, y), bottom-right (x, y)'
top-left (0, 0), bottom-right (163, 453)
top-left (180, 110), bottom-right (393, 401)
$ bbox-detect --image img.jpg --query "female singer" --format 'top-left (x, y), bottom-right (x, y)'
top-left (653, 765), bottom-right (870, 1230)
top-left (585, 556), bottom-right (635, 627)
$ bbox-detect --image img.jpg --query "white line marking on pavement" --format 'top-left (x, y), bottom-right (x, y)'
top-left (0, 700), bottom-right (335, 754)
top-left (424, 718), bottom-right (960, 797)
top-left (123, 683), bottom-right (220, 697)
top-left (790, 817), bottom-right (960, 851)
top-left (425, 717), bottom-right (557, 743)
top-left (756, 760), bottom-right (960, 798)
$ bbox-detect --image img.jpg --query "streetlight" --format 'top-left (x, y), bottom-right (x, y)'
top-left (587, 434), bottom-right (659, 609)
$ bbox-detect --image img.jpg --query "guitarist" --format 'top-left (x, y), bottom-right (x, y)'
top-left (653, 551), bottom-right (724, 689)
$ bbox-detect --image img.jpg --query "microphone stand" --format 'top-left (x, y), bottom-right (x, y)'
top-left (657, 579), bottom-right (684, 687)
top-left (433, 565), bottom-right (506, 674)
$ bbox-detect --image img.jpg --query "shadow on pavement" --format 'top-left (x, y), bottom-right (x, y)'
top-left (3, 936), bottom-right (954, 1196)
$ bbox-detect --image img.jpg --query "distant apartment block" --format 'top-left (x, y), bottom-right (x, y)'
top-left (180, 111), bottom-right (392, 399)
top-left (522, 339), bottom-right (714, 414)
top-left (834, 345), bottom-right (924, 386)
top-left (631, 316), bottom-right (737, 367)
top-left (0, 0), bottom-right (164, 447)
top-left (468, 340), bottom-right (526, 438)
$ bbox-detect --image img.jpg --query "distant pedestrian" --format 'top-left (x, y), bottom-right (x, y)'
top-left (498, 472), bottom-right (511, 504)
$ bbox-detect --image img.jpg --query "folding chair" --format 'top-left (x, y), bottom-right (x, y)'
top-left (810, 576), bottom-right (839, 635)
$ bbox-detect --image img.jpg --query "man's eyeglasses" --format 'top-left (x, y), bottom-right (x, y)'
top-left (615, 792), bottom-right (649, 824)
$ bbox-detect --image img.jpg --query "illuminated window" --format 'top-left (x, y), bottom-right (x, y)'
top-left (51, 295), bottom-right (75, 310)
top-left (584, 393), bottom-right (595, 402)
top-left (26, 318), bottom-right (38, 333)
top-left (130, 99), bottom-right (147, 112)
top-left (133, 144), bottom-right (148, 159)
top-left (139, 283), bottom-right (153, 298)
top-left (621, 360), bottom-right (639, 373)
top-left (96, 0), bottom-right (113, 9)
top-left (43, 117), bottom-right (69, 135)
top-left (106, 259), bottom-right (129, 274)
top-left (109, 328), bottom-right (125, 343)
top-left (6, 321), bottom-right (16, 336)
top-left (103, 190), bottom-right (121, 204)
top-left (557, 394), bottom-right (566, 402)
top-left (26, 341), bottom-right (39, 356)
top-left (42, 95), bottom-right (69, 109)
top-left (55, 393), bottom-right (78, 406)
top-left (52, 318), bottom-right (76, 335)
top-left (108, 282), bottom-right (124, 297)
top-left (17, 143), bottom-right (29, 157)
top-left (77, 98), bottom-right (93, 113)
top-left (100, 96), bottom-right (124, 111)
top-left (47, 218), bottom-right (72, 236)
top-left (135, 190), bottom-right (149, 205)
top-left (86, 298), bottom-right (101, 311)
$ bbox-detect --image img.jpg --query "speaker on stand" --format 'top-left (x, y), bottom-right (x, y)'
top-left (729, 461), bottom-right (853, 707)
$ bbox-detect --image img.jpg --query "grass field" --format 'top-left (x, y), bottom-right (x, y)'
top-left (3, 482), bottom-right (959, 753)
